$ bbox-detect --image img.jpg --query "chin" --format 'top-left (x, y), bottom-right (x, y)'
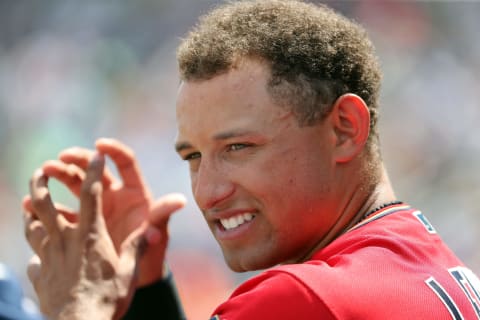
top-left (222, 250), bottom-right (279, 272)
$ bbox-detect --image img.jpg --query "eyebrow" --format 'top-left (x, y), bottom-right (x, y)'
top-left (175, 129), bottom-right (257, 153)
top-left (213, 129), bottom-right (256, 140)
top-left (175, 141), bottom-right (192, 153)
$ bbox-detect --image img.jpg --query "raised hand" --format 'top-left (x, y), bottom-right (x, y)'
top-left (24, 138), bottom-right (186, 287)
top-left (24, 153), bottom-right (145, 319)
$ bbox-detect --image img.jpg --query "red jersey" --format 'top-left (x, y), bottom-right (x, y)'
top-left (210, 204), bottom-right (480, 319)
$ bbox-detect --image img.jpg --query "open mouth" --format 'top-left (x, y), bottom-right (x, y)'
top-left (219, 213), bottom-right (256, 231)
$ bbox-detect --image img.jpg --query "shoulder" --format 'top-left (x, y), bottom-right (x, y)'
top-left (210, 206), bottom-right (478, 319)
top-left (211, 267), bottom-right (336, 320)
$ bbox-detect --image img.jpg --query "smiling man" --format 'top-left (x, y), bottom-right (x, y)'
top-left (23, 1), bottom-right (480, 319)
top-left (174, 58), bottom-right (361, 273)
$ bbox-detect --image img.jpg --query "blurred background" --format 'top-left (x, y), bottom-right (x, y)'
top-left (0, 0), bottom-right (479, 318)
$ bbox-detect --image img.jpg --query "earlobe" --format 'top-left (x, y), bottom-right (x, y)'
top-left (330, 94), bottom-right (370, 163)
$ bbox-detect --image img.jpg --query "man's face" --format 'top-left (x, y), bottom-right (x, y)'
top-left (175, 59), bottom-right (340, 271)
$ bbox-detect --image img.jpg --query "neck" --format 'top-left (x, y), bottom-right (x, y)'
top-left (299, 163), bottom-right (396, 262)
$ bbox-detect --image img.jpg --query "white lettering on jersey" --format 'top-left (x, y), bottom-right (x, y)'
top-left (449, 267), bottom-right (480, 318)
top-left (426, 276), bottom-right (463, 320)
top-left (412, 211), bottom-right (436, 234)
top-left (426, 267), bottom-right (480, 319)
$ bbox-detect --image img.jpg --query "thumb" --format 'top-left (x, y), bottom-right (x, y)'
top-left (116, 194), bottom-right (186, 275)
top-left (118, 225), bottom-right (149, 278)
top-left (113, 225), bottom-right (148, 320)
top-left (149, 193), bottom-right (187, 227)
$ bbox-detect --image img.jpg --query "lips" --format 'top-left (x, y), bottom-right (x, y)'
top-left (219, 212), bottom-right (255, 230)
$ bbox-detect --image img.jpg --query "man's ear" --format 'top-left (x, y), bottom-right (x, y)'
top-left (330, 93), bottom-right (370, 163)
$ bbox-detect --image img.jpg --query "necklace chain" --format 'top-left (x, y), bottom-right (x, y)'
top-left (362, 200), bottom-right (404, 220)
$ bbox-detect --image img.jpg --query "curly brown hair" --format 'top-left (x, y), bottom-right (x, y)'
top-left (177, 0), bottom-right (382, 148)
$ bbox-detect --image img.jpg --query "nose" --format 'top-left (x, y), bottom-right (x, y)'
top-left (191, 158), bottom-right (235, 211)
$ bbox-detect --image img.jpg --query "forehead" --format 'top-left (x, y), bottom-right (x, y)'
top-left (175, 59), bottom-right (291, 143)
top-left (177, 59), bottom-right (271, 111)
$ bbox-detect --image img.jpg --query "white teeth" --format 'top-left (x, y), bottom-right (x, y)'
top-left (220, 213), bottom-right (255, 230)
top-left (236, 215), bottom-right (245, 225)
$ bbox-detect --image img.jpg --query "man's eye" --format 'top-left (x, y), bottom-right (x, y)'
top-left (228, 143), bottom-right (249, 151)
top-left (184, 152), bottom-right (201, 161)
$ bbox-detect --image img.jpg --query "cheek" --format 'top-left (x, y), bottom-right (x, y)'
top-left (261, 154), bottom-right (334, 221)
top-left (264, 151), bottom-right (330, 192)
top-left (189, 172), bottom-right (197, 194)
top-left (231, 144), bottom-right (333, 208)
top-left (239, 156), bottom-right (293, 197)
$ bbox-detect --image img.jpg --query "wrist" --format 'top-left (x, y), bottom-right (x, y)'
top-left (55, 292), bottom-right (117, 320)
top-left (138, 262), bottom-right (170, 288)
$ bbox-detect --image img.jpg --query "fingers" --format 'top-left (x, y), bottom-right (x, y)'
top-left (22, 194), bottom-right (32, 213)
top-left (27, 255), bottom-right (42, 288)
top-left (141, 194), bottom-right (186, 246)
top-left (25, 194), bottom-right (78, 223)
top-left (56, 148), bottom-right (116, 190)
top-left (133, 194), bottom-right (186, 287)
top-left (149, 193), bottom-right (187, 227)
top-left (23, 194), bottom-right (77, 256)
top-left (113, 226), bottom-right (148, 318)
top-left (96, 138), bottom-right (146, 189)
top-left (29, 170), bottom-right (61, 238)
top-left (119, 223), bottom-right (148, 276)
top-left (41, 160), bottom-right (86, 196)
top-left (57, 139), bottom-right (146, 192)
top-left (23, 208), bottom-right (47, 256)
top-left (78, 153), bottom-right (106, 238)
top-left (55, 202), bottom-right (79, 224)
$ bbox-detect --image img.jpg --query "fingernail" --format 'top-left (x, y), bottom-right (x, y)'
top-left (34, 168), bottom-right (44, 178)
top-left (97, 137), bottom-right (114, 145)
top-left (88, 152), bottom-right (105, 172)
top-left (91, 152), bottom-right (104, 164)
